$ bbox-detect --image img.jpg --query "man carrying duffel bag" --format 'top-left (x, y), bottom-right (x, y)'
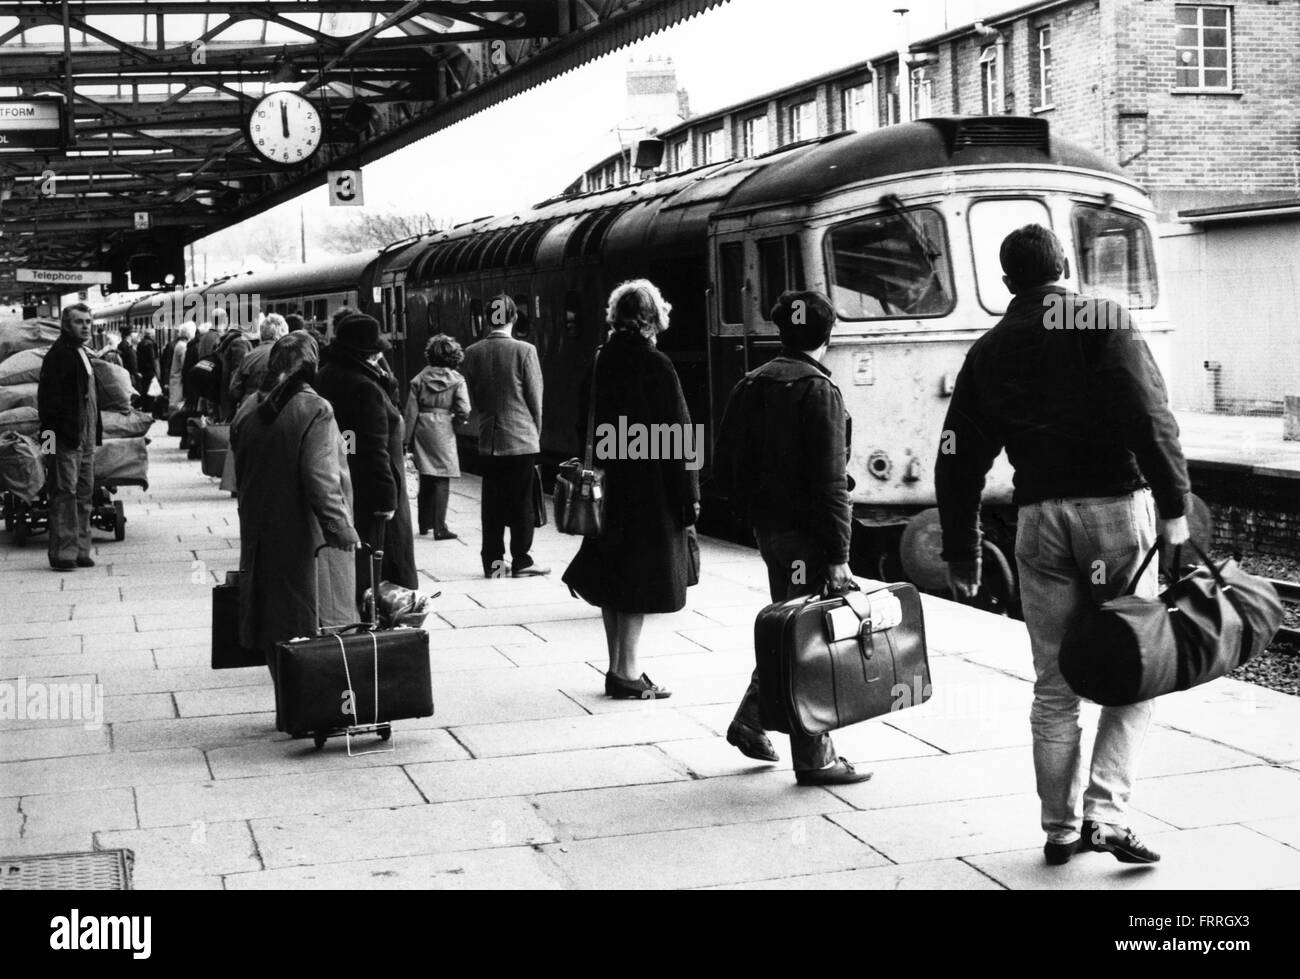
top-left (935, 225), bottom-right (1192, 867)
top-left (711, 290), bottom-right (871, 787)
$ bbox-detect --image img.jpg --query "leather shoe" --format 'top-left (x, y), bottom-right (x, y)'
top-left (76, 556), bottom-right (95, 568)
top-left (512, 563), bottom-right (551, 577)
top-left (794, 757), bottom-right (872, 786)
top-left (1044, 838), bottom-right (1081, 866)
top-left (49, 559), bottom-right (76, 572)
top-left (726, 721), bottom-right (779, 763)
top-left (433, 530), bottom-right (458, 541)
top-left (605, 672), bottom-right (671, 700)
top-left (1081, 820), bottom-right (1160, 864)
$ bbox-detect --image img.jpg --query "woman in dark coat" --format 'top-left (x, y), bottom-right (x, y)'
top-left (562, 279), bottom-right (700, 700)
top-left (231, 332), bottom-right (360, 689)
top-left (313, 312), bottom-right (418, 608)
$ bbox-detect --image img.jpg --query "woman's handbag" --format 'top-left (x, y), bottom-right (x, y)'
top-left (554, 347), bottom-right (606, 537)
top-left (1059, 539), bottom-right (1283, 707)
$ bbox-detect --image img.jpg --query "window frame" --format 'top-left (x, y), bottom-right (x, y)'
top-left (786, 99), bottom-right (816, 143)
top-left (700, 126), bottom-right (724, 165)
top-left (1070, 202), bottom-right (1160, 310)
top-left (740, 113), bottom-right (769, 158)
top-left (822, 204), bottom-right (957, 323)
top-left (966, 195), bottom-right (1055, 316)
top-left (911, 68), bottom-right (933, 119)
top-left (979, 45), bottom-right (1001, 114)
top-left (756, 234), bottom-right (806, 317)
top-left (841, 82), bottom-right (872, 132)
top-left (717, 241), bottom-right (745, 326)
top-left (1037, 25), bottom-right (1053, 108)
top-left (1174, 4), bottom-right (1233, 91)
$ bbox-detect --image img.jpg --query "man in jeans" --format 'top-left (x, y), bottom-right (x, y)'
top-left (460, 294), bottom-right (548, 579)
top-left (712, 290), bottom-right (870, 787)
top-left (935, 224), bottom-right (1190, 866)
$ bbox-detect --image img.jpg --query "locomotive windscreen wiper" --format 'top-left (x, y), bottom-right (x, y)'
top-left (879, 193), bottom-right (943, 267)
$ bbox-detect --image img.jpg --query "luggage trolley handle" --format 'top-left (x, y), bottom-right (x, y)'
top-left (312, 537), bottom-right (384, 632)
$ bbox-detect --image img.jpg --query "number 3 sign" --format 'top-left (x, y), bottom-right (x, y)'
top-left (328, 169), bottom-right (364, 206)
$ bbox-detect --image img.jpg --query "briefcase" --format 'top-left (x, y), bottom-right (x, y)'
top-left (274, 541), bottom-right (434, 752)
top-left (201, 423), bottom-right (230, 478)
top-left (756, 581), bottom-right (930, 737)
top-left (211, 571), bottom-right (265, 669)
top-left (1059, 540), bottom-right (1282, 707)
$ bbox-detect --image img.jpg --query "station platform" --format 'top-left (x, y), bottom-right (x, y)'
top-left (2, 421), bottom-right (1300, 891)
top-left (1177, 410), bottom-right (1300, 479)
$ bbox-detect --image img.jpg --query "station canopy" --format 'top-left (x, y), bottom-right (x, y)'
top-left (0, 0), bottom-right (727, 303)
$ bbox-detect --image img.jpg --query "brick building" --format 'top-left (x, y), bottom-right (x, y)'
top-left (581, 0), bottom-right (1300, 220)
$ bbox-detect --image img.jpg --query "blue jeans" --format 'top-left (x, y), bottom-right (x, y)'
top-left (1014, 490), bottom-right (1158, 844)
top-left (733, 527), bottom-right (836, 772)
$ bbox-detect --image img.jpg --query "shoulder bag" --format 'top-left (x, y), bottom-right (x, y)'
top-left (553, 346), bottom-right (606, 537)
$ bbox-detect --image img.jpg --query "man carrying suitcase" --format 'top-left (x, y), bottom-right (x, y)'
top-left (935, 224), bottom-right (1191, 866)
top-left (712, 290), bottom-right (870, 787)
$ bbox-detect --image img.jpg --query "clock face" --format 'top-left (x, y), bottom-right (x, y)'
top-left (248, 91), bottom-right (322, 166)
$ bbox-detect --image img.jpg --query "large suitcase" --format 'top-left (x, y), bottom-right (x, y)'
top-left (274, 540), bottom-right (433, 751)
top-left (168, 408), bottom-right (197, 437)
top-left (211, 571), bottom-right (265, 669)
top-left (201, 422), bottom-right (230, 478)
top-left (757, 581), bottom-right (930, 737)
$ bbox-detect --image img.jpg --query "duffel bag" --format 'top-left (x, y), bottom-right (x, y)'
top-left (0, 431), bottom-right (46, 502)
top-left (1059, 540), bottom-right (1283, 707)
top-left (757, 580), bottom-right (930, 737)
top-left (94, 436), bottom-right (149, 486)
top-left (101, 408), bottom-right (155, 440)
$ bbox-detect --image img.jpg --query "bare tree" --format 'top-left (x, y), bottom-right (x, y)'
top-left (324, 210), bottom-right (450, 253)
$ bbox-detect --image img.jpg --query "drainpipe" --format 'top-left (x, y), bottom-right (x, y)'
top-left (894, 8), bottom-right (911, 124)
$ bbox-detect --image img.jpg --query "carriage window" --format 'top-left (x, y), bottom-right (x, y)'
top-left (969, 197), bottom-right (1052, 315)
top-left (1072, 204), bottom-right (1158, 309)
top-left (758, 236), bottom-right (805, 316)
top-left (718, 243), bottom-right (744, 325)
top-left (826, 207), bottom-right (954, 319)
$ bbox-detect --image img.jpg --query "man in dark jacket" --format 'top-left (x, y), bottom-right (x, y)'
top-left (136, 327), bottom-right (158, 402)
top-left (117, 325), bottom-right (139, 389)
top-left (712, 290), bottom-right (870, 788)
top-left (460, 295), bottom-right (548, 578)
top-left (314, 313), bottom-right (418, 608)
top-left (216, 321), bottom-right (254, 421)
top-left (37, 304), bottom-right (103, 571)
top-left (935, 224), bottom-right (1190, 867)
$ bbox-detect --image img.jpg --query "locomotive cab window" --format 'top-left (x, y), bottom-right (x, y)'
top-left (758, 235), bottom-right (805, 317)
top-left (825, 206), bottom-right (954, 320)
top-left (1072, 204), bottom-right (1157, 309)
top-left (969, 197), bottom-right (1052, 315)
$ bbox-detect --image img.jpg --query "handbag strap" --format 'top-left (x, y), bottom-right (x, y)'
top-left (1124, 540), bottom-right (1164, 596)
top-left (582, 346), bottom-right (602, 471)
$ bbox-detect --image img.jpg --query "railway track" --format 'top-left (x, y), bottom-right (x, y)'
top-left (1268, 579), bottom-right (1300, 647)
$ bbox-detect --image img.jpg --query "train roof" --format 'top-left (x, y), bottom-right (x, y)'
top-left (720, 116), bottom-right (1132, 214)
top-left (201, 249), bottom-right (379, 297)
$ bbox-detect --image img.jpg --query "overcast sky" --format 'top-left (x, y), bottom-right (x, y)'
top-left (197, 0), bottom-right (1012, 273)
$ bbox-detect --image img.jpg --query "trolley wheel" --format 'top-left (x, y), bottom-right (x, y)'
top-left (313, 732), bottom-right (328, 750)
top-left (113, 500), bottom-right (126, 542)
top-left (377, 725), bottom-right (392, 742)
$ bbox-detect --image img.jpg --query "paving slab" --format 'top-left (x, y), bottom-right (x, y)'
top-left (0, 650), bottom-right (157, 676)
top-left (1243, 815), bottom-right (1300, 851)
top-left (112, 713), bottom-right (279, 752)
top-left (16, 787), bottom-right (138, 837)
top-left (452, 708), bottom-right (712, 758)
top-left (1132, 765), bottom-right (1300, 828)
top-left (707, 857), bottom-right (1004, 890)
top-left (225, 845), bottom-right (566, 890)
top-left (1153, 680), bottom-right (1300, 764)
top-left (0, 747), bottom-right (209, 796)
top-left (540, 816), bottom-right (888, 890)
top-left (0, 721), bottom-right (109, 766)
top-left (135, 767), bottom-right (425, 827)
top-left (206, 727), bottom-right (468, 780)
top-left (132, 874), bottom-right (225, 890)
top-left (97, 820), bottom-right (261, 877)
top-left (95, 666), bottom-right (268, 696)
top-left (0, 833), bottom-right (95, 857)
top-left (250, 796), bottom-right (556, 868)
top-left (968, 824), bottom-right (1300, 889)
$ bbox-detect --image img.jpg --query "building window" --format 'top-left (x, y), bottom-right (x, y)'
top-left (1037, 26), bottom-right (1053, 107)
top-left (700, 127), bottom-right (724, 164)
top-left (979, 45), bottom-right (1001, 113)
top-left (787, 100), bottom-right (816, 142)
top-left (841, 83), bottom-right (872, 131)
top-left (741, 115), bottom-right (770, 157)
top-left (1175, 5), bottom-right (1232, 89)
top-left (603, 161), bottom-right (618, 188)
top-left (884, 66), bottom-right (899, 125)
top-left (911, 69), bottom-right (933, 118)
top-left (666, 137), bottom-right (689, 172)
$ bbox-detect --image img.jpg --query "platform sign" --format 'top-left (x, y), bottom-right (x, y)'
top-left (16, 268), bottom-right (113, 286)
top-left (328, 169), bottom-right (364, 206)
top-left (0, 98), bottom-right (65, 152)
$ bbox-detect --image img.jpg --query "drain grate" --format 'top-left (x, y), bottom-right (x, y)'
top-left (0, 850), bottom-right (134, 890)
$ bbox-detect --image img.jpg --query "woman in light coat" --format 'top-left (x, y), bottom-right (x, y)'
top-left (169, 321), bottom-right (195, 412)
top-left (231, 332), bottom-right (359, 701)
top-left (403, 334), bottom-right (471, 539)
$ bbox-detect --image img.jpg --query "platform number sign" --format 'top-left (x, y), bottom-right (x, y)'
top-left (328, 169), bottom-right (364, 207)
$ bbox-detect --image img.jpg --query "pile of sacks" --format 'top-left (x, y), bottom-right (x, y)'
top-left (0, 319), bottom-right (151, 497)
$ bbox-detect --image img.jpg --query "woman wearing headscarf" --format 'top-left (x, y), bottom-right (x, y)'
top-left (562, 279), bottom-right (700, 699)
top-left (231, 332), bottom-right (360, 688)
top-left (314, 312), bottom-right (418, 609)
top-left (404, 334), bottom-right (471, 540)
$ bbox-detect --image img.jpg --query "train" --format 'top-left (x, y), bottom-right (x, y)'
top-left (93, 115), bottom-right (1186, 607)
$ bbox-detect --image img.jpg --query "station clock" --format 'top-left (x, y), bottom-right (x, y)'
top-left (247, 91), bottom-right (323, 167)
